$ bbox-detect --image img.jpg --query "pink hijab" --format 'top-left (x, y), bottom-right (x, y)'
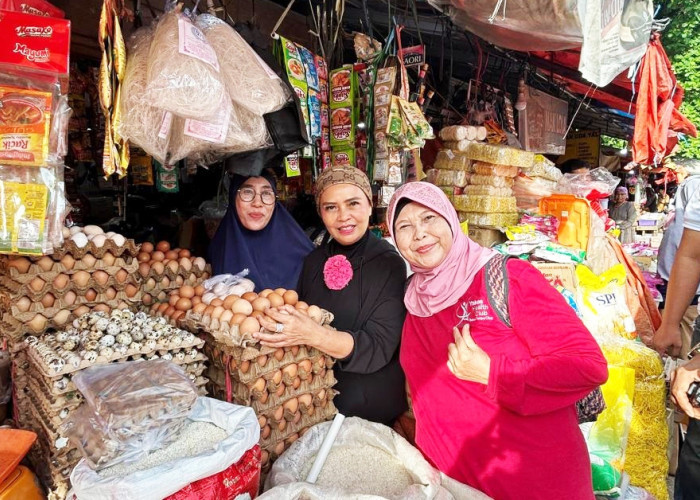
top-left (387, 182), bottom-right (497, 317)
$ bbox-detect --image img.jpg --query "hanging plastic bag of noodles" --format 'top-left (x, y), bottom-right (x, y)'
top-left (118, 27), bottom-right (171, 164)
top-left (196, 14), bottom-right (291, 116)
top-left (144, 7), bottom-right (225, 121)
top-left (166, 94), bottom-right (270, 164)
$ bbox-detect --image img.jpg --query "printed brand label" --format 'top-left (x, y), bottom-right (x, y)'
top-left (158, 111), bottom-right (173, 140)
top-left (177, 16), bottom-right (220, 71)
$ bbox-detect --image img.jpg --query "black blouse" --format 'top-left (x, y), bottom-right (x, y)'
top-left (297, 231), bottom-right (408, 425)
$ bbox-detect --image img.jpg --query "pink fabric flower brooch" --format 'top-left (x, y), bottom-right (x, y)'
top-left (323, 255), bottom-right (353, 290)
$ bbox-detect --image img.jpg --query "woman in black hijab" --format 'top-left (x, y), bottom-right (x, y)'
top-left (255, 166), bottom-right (408, 425)
top-left (209, 171), bottom-right (314, 290)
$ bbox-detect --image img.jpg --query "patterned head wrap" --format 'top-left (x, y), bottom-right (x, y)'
top-left (314, 166), bottom-right (373, 210)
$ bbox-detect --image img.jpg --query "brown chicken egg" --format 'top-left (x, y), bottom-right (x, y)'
top-left (63, 290), bottom-right (77, 306)
top-left (241, 292), bottom-right (258, 302)
top-left (156, 241), bottom-right (170, 252)
top-left (141, 242), bottom-right (154, 253)
top-left (179, 258), bottom-right (192, 272)
top-left (16, 296), bottom-right (31, 312)
top-left (125, 284), bottom-right (139, 298)
top-left (29, 277), bottom-right (46, 293)
top-left (84, 289), bottom-right (97, 301)
top-left (52, 274), bottom-right (69, 290)
top-left (8, 257), bottom-right (31, 273)
top-left (252, 297), bottom-right (271, 312)
top-left (179, 249), bottom-right (191, 258)
top-left (165, 250), bottom-right (179, 261)
top-left (194, 285), bottom-right (205, 296)
top-left (101, 252), bottom-right (116, 267)
top-left (105, 287), bottom-right (117, 300)
top-left (176, 297), bottom-right (192, 311)
top-left (240, 317), bottom-right (260, 334)
top-left (40, 293), bottom-right (55, 308)
top-left (73, 271), bottom-right (90, 288)
top-left (81, 254), bottom-right (97, 268)
top-left (53, 309), bottom-right (70, 326)
top-left (267, 293), bottom-right (284, 308)
top-left (151, 262), bottom-right (165, 275)
top-left (193, 257), bottom-right (206, 272)
top-left (142, 293), bottom-right (153, 305)
top-left (29, 314), bottom-right (47, 333)
top-left (231, 313), bottom-right (247, 325)
top-left (137, 252), bottom-right (150, 263)
top-left (192, 302), bottom-right (207, 314)
top-left (59, 254), bottom-right (75, 271)
top-left (151, 251), bottom-right (165, 262)
top-left (231, 299), bottom-right (253, 316)
top-left (74, 305), bottom-right (90, 316)
top-left (283, 290), bottom-right (299, 305)
top-left (115, 269), bottom-right (128, 283)
top-left (93, 270), bottom-right (109, 286)
top-left (179, 285), bottom-right (195, 299)
top-left (37, 256), bottom-right (54, 272)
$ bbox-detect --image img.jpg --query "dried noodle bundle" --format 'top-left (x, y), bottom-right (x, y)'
top-left (145, 11), bottom-right (225, 120)
top-left (196, 14), bottom-right (290, 116)
top-left (118, 27), bottom-right (170, 164)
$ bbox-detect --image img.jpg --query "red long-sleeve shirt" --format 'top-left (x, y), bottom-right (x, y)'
top-left (401, 259), bottom-right (608, 499)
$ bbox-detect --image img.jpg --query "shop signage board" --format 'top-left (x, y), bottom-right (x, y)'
top-left (557, 130), bottom-right (601, 167)
top-left (518, 86), bottom-right (568, 155)
top-left (399, 45), bottom-right (425, 67)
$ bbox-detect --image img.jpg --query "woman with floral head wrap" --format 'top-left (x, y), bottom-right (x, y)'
top-left (387, 181), bottom-right (608, 499)
top-left (610, 186), bottom-right (637, 244)
top-left (256, 166), bottom-right (408, 425)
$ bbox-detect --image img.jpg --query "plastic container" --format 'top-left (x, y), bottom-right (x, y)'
top-left (0, 466), bottom-right (44, 500)
top-left (538, 194), bottom-right (591, 251)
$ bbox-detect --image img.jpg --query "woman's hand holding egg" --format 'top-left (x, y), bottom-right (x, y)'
top-left (255, 305), bottom-right (322, 348)
top-left (447, 325), bottom-right (490, 385)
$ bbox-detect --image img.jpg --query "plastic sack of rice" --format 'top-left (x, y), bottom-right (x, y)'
top-left (260, 416), bottom-right (492, 500)
top-left (196, 14), bottom-right (290, 116)
top-left (145, 9), bottom-right (225, 120)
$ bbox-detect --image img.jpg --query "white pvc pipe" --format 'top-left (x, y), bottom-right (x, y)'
top-left (305, 413), bottom-right (345, 484)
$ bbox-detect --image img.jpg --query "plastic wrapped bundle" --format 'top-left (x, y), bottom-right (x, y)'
top-left (458, 212), bottom-right (520, 227)
top-left (469, 174), bottom-right (514, 188)
top-left (118, 28), bottom-right (170, 164)
top-left (513, 174), bottom-right (557, 210)
top-left (521, 155), bottom-right (563, 182)
top-left (442, 140), bottom-right (474, 152)
top-left (464, 142), bottom-right (535, 168)
top-left (196, 14), bottom-right (290, 116)
top-left (426, 169), bottom-right (469, 188)
top-left (453, 195), bottom-right (517, 213)
top-left (472, 161), bottom-right (519, 178)
top-left (434, 150), bottom-right (472, 171)
top-left (167, 102), bottom-right (271, 164)
top-left (145, 11), bottom-right (225, 120)
top-left (463, 185), bottom-right (513, 197)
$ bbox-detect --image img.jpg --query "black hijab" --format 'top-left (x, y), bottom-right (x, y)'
top-left (208, 173), bottom-right (314, 290)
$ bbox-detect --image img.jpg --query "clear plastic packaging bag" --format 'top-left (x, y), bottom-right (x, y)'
top-left (196, 14), bottom-right (290, 116)
top-left (434, 150), bottom-right (472, 171)
top-left (145, 10), bottom-right (225, 121)
top-left (469, 174), bottom-right (514, 188)
top-left (555, 167), bottom-right (621, 201)
top-left (463, 142), bottom-right (535, 168)
top-left (472, 161), bottom-right (519, 178)
top-left (458, 211), bottom-right (519, 227)
top-left (521, 154), bottom-right (562, 182)
top-left (513, 174), bottom-right (558, 210)
top-left (453, 195), bottom-right (517, 213)
top-left (463, 185), bottom-right (513, 197)
top-left (64, 360), bottom-right (198, 470)
top-left (118, 27), bottom-right (170, 164)
top-left (426, 168), bottom-right (469, 188)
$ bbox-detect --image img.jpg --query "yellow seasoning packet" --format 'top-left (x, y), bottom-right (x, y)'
top-left (0, 86), bottom-right (53, 167)
top-left (0, 180), bottom-right (48, 255)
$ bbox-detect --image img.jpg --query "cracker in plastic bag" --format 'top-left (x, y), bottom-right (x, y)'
top-left (576, 264), bottom-right (636, 339)
top-left (469, 174), bottom-right (514, 188)
top-left (472, 161), bottom-right (519, 178)
top-left (453, 195), bottom-right (517, 213)
top-left (145, 10), bottom-right (225, 120)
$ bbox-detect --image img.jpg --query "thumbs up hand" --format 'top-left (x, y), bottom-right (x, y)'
top-left (447, 324), bottom-right (491, 385)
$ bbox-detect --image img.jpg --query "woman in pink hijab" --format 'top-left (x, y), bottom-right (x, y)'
top-left (387, 182), bottom-right (608, 500)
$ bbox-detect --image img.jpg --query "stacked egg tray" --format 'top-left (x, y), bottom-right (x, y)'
top-left (12, 310), bottom-right (209, 498)
top-left (0, 240), bottom-right (142, 341)
top-left (202, 335), bottom-right (337, 472)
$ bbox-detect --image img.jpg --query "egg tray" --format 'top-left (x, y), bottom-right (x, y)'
top-left (0, 270), bottom-right (142, 299)
top-left (141, 261), bottom-right (211, 282)
top-left (52, 238), bottom-right (141, 260)
top-left (26, 337), bottom-right (205, 379)
top-left (186, 310), bottom-right (334, 350)
top-left (260, 398), bottom-right (337, 451)
top-left (2, 258), bottom-right (140, 285)
top-left (19, 373), bottom-right (83, 413)
top-left (204, 337), bottom-right (334, 383)
top-left (26, 446), bottom-right (73, 500)
top-left (208, 351), bottom-right (328, 387)
top-left (207, 364), bottom-right (336, 415)
top-left (1, 287), bottom-right (140, 318)
top-left (257, 386), bottom-right (338, 428)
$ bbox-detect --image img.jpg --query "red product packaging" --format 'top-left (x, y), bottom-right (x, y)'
top-left (0, 9), bottom-right (70, 75)
top-left (165, 445), bottom-right (262, 500)
top-left (0, 0), bottom-right (64, 18)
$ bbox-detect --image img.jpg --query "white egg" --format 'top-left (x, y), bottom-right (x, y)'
top-left (111, 234), bottom-right (126, 246)
top-left (61, 227), bottom-right (71, 239)
top-left (83, 225), bottom-right (104, 236)
top-left (69, 225), bottom-right (82, 235)
top-left (71, 232), bottom-right (89, 248)
top-left (92, 234), bottom-right (107, 248)
top-left (213, 283), bottom-right (228, 296)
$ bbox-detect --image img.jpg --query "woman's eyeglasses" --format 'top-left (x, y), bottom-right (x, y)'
top-left (237, 187), bottom-right (276, 205)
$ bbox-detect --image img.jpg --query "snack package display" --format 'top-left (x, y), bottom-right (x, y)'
top-left (458, 211), bottom-right (519, 228)
top-left (463, 185), bottom-right (512, 197)
top-left (513, 173), bottom-right (558, 210)
top-left (472, 161), bottom-right (519, 178)
top-left (196, 14), bottom-right (290, 117)
top-left (0, 85), bottom-right (53, 166)
top-left (453, 195), bottom-right (517, 213)
top-left (522, 154), bottom-right (563, 182)
top-left (425, 169), bottom-right (469, 188)
top-left (555, 167), bottom-right (621, 201)
top-left (576, 264), bottom-right (637, 339)
top-left (463, 142), bottom-right (535, 168)
top-left (145, 11), bottom-right (225, 121)
top-left (469, 174), bottom-right (515, 188)
top-left (63, 360), bottom-right (198, 470)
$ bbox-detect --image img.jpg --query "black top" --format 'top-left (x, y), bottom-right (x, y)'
top-left (298, 231), bottom-right (408, 425)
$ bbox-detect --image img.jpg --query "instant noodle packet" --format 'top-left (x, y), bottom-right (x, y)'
top-left (0, 85), bottom-right (52, 166)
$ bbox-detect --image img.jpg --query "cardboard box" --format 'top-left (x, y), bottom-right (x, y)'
top-left (468, 227), bottom-right (506, 248)
top-left (531, 262), bottom-right (577, 293)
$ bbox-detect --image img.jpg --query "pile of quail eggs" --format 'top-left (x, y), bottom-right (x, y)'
top-left (25, 310), bottom-right (201, 375)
